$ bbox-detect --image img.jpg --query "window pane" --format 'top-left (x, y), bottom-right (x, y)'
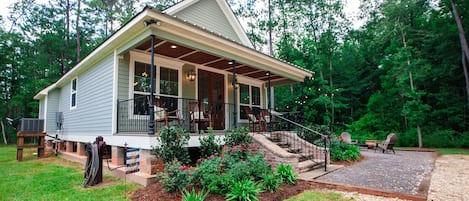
top-left (240, 84), bottom-right (249, 104)
top-left (72, 79), bottom-right (77, 91)
top-left (133, 94), bottom-right (148, 115)
top-left (240, 105), bottom-right (249, 120)
top-left (160, 67), bottom-right (178, 96)
top-left (71, 94), bottom-right (76, 107)
top-left (251, 86), bottom-right (260, 106)
top-left (134, 62), bottom-right (155, 93)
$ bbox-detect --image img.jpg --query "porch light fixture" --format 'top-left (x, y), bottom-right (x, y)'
top-left (186, 70), bottom-right (196, 81)
top-left (170, 45), bottom-right (177, 49)
top-left (143, 19), bottom-right (160, 27)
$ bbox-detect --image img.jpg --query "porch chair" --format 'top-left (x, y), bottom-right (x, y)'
top-left (340, 132), bottom-right (357, 145)
top-left (244, 107), bottom-right (262, 132)
top-left (188, 101), bottom-right (212, 132)
top-left (375, 133), bottom-right (399, 154)
top-left (260, 109), bottom-right (275, 131)
top-left (148, 97), bottom-right (182, 128)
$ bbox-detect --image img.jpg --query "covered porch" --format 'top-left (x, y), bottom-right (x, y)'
top-left (114, 8), bottom-right (312, 135)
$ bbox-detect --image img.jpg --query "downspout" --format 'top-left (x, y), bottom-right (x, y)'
top-left (232, 60), bottom-right (237, 128)
top-left (148, 35), bottom-right (156, 135)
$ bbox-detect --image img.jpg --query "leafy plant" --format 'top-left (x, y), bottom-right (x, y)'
top-left (329, 139), bottom-right (361, 161)
top-left (153, 126), bottom-right (190, 164)
top-left (158, 161), bottom-right (193, 192)
top-left (225, 179), bottom-right (262, 201)
top-left (224, 127), bottom-right (252, 147)
top-left (276, 163), bottom-right (297, 184)
top-left (199, 129), bottom-right (220, 158)
top-left (182, 188), bottom-right (209, 201)
top-left (261, 173), bottom-right (281, 192)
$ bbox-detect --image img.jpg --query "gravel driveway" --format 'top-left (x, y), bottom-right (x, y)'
top-left (316, 150), bottom-right (435, 196)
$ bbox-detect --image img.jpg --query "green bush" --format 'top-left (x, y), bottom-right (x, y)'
top-left (329, 139), bottom-right (361, 161)
top-left (182, 188), bottom-right (209, 201)
top-left (275, 163), bottom-right (297, 184)
top-left (224, 127), bottom-right (252, 147)
top-left (153, 126), bottom-right (190, 164)
top-left (199, 129), bottom-right (220, 158)
top-left (225, 179), bottom-right (262, 201)
top-left (261, 173), bottom-right (281, 192)
top-left (158, 161), bottom-right (193, 192)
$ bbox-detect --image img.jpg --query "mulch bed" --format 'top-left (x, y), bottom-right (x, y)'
top-left (131, 180), bottom-right (318, 201)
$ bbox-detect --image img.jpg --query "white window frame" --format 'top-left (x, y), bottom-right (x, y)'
top-left (128, 51), bottom-right (182, 118)
top-left (238, 83), bottom-right (262, 122)
top-left (70, 77), bottom-right (77, 109)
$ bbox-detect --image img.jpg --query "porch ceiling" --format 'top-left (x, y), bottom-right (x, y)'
top-left (135, 39), bottom-right (294, 84)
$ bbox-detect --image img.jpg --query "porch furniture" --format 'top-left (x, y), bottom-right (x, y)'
top-left (260, 109), bottom-right (276, 131)
top-left (188, 101), bottom-right (212, 132)
top-left (149, 97), bottom-right (182, 128)
top-left (375, 133), bottom-right (399, 154)
top-left (365, 140), bottom-right (378, 149)
top-left (340, 132), bottom-right (357, 145)
top-left (244, 107), bottom-right (262, 132)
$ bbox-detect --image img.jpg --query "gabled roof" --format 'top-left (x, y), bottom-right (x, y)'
top-left (163, 0), bottom-right (253, 48)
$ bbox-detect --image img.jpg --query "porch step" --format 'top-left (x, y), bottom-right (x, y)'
top-left (287, 148), bottom-right (301, 154)
top-left (298, 159), bottom-right (326, 173)
top-left (276, 142), bottom-right (290, 148)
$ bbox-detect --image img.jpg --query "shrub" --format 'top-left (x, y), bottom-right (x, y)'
top-left (261, 173), bottom-right (281, 192)
top-left (158, 161), bottom-right (193, 192)
top-left (199, 129), bottom-right (220, 158)
top-left (182, 188), bottom-right (209, 201)
top-left (276, 163), bottom-right (297, 184)
top-left (329, 139), bottom-right (361, 161)
top-left (224, 127), bottom-right (252, 147)
top-left (153, 126), bottom-right (190, 164)
top-left (225, 179), bottom-right (262, 201)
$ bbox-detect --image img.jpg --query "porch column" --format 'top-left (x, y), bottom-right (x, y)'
top-left (267, 71), bottom-right (272, 132)
top-left (232, 60), bottom-right (237, 128)
top-left (148, 34), bottom-right (156, 135)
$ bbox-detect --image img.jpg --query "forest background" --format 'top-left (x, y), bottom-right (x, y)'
top-left (1, 0), bottom-right (468, 148)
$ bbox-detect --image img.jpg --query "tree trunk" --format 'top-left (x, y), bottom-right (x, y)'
top-left (451, 0), bottom-right (469, 107)
top-left (1, 120), bottom-right (7, 144)
top-left (76, 0), bottom-right (81, 62)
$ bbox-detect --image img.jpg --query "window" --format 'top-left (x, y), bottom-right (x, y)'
top-left (131, 61), bottom-right (179, 115)
top-left (71, 78), bottom-right (77, 108)
top-left (133, 62), bottom-right (155, 115)
top-left (239, 84), bottom-right (261, 120)
top-left (159, 67), bottom-right (179, 112)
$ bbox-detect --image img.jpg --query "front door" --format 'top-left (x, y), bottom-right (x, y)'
top-left (198, 69), bottom-right (225, 130)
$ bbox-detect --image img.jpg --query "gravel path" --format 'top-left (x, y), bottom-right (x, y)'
top-left (427, 155), bottom-right (469, 201)
top-left (316, 150), bottom-right (435, 195)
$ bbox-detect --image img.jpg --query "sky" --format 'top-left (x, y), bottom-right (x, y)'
top-left (0, 0), bottom-right (363, 29)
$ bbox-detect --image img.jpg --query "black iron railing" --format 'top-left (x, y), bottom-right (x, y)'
top-left (267, 112), bottom-right (329, 171)
top-left (117, 96), bottom-right (237, 133)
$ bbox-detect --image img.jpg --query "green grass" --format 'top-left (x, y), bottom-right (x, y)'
top-left (434, 148), bottom-right (469, 155)
top-left (284, 190), bottom-right (353, 201)
top-left (0, 146), bottom-right (138, 201)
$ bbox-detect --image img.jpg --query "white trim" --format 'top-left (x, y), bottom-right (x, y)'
top-left (43, 95), bottom-right (48, 133)
top-left (111, 50), bottom-right (119, 134)
top-left (70, 77), bottom-right (78, 110)
top-left (215, 0), bottom-right (253, 48)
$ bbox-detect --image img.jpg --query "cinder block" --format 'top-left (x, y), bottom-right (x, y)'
top-left (66, 141), bottom-right (73, 152)
top-left (111, 146), bottom-right (125, 166)
top-left (77, 142), bottom-right (86, 156)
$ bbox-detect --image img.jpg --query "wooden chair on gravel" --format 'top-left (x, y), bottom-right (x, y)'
top-left (375, 133), bottom-right (399, 154)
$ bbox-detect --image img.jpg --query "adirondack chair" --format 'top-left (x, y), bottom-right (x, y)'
top-left (244, 107), bottom-right (262, 132)
top-left (148, 96), bottom-right (182, 128)
top-left (340, 132), bottom-right (357, 145)
top-left (376, 133), bottom-right (399, 154)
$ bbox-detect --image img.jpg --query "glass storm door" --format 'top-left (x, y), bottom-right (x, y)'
top-left (198, 69), bottom-right (225, 130)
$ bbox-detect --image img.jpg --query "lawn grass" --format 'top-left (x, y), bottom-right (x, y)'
top-left (434, 148), bottom-right (469, 155)
top-left (0, 146), bottom-right (138, 201)
top-left (284, 190), bottom-right (354, 201)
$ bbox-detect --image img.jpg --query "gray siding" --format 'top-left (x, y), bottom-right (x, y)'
top-left (46, 89), bottom-right (60, 133)
top-left (117, 53), bottom-right (130, 100)
top-left (59, 54), bottom-right (114, 135)
top-left (173, 0), bottom-right (242, 44)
